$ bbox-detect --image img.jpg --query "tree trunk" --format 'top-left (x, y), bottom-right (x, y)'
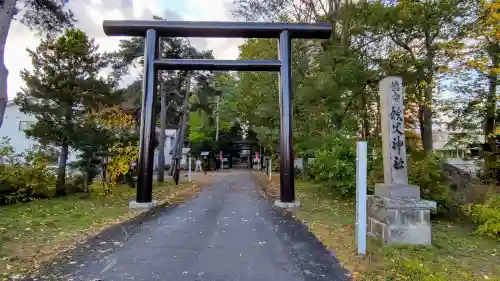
top-left (157, 82), bottom-right (167, 182)
top-left (167, 125), bottom-right (183, 176)
top-left (0, 0), bottom-right (17, 128)
top-left (419, 81), bottom-right (434, 154)
top-left (361, 90), bottom-right (370, 139)
top-left (484, 75), bottom-right (497, 142)
top-left (484, 47), bottom-right (499, 179)
top-left (374, 89), bottom-right (381, 137)
top-left (168, 73), bottom-right (192, 176)
top-left (55, 140), bottom-right (69, 196)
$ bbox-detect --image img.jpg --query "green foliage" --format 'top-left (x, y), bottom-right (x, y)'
top-left (383, 258), bottom-right (451, 281)
top-left (408, 154), bottom-right (449, 205)
top-left (306, 134), bottom-right (449, 202)
top-left (115, 21), bottom-right (215, 127)
top-left (0, 138), bottom-right (56, 204)
top-left (188, 110), bottom-right (210, 143)
top-left (18, 0), bottom-right (75, 34)
top-left (466, 194), bottom-right (500, 239)
top-left (368, 150), bottom-right (450, 210)
top-left (308, 134), bottom-right (359, 197)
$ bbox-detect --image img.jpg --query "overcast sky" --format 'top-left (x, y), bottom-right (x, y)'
top-left (5, 0), bottom-right (244, 100)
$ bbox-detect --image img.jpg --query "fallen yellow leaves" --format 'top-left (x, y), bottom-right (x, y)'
top-left (0, 175), bottom-right (211, 278)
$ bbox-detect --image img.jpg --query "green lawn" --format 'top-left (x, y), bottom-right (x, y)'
top-left (0, 179), bottom-right (206, 279)
top-left (254, 172), bottom-right (500, 281)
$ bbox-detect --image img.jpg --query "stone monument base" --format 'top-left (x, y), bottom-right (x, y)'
top-left (375, 183), bottom-right (421, 199)
top-left (367, 196), bottom-right (436, 245)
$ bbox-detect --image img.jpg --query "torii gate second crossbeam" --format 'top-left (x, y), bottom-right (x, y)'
top-left (102, 20), bottom-right (332, 208)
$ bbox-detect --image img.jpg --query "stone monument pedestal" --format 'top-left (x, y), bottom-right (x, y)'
top-left (367, 184), bottom-right (436, 245)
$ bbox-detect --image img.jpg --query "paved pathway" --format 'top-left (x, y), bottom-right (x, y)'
top-left (58, 171), bottom-right (349, 281)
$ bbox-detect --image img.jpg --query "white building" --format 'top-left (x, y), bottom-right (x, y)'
top-left (0, 101), bottom-right (79, 162)
top-left (430, 122), bottom-right (484, 176)
top-left (0, 101), bottom-right (180, 170)
top-left (153, 128), bottom-right (178, 170)
top-left (432, 121), bottom-right (484, 159)
top-left (0, 101), bottom-right (37, 153)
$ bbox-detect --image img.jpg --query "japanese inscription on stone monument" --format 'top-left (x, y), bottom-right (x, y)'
top-left (380, 76), bottom-right (408, 185)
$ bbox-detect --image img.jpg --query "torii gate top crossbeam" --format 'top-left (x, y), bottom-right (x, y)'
top-left (102, 20), bottom-right (331, 39)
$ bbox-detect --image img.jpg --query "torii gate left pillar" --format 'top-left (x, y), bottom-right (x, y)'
top-left (102, 20), bottom-right (332, 210)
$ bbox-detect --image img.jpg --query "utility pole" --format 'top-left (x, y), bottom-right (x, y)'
top-left (168, 72), bottom-right (192, 176)
top-left (216, 95), bottom-right (221, 169)
top-left (216, 95), bottom-right (220, 142)
top-left (158, 81), bottom-right (166, 182)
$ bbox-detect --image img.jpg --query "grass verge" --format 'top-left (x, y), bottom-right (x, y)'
top-left (253, 171), bottom-right (500, 281)
top-left (0, 175), bottom-right (211, 279)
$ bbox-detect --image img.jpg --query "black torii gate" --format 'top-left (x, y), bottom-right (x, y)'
top-left (102, 20), bottom-right (331, 206)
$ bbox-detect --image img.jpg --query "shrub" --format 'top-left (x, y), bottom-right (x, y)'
top-left (65, 174), bottom-right (88, 193)
top-left (408, 153), bottom-right (449, 206)
top-left (308, 135), bottom-right (378, 197)
top-left (306, 133), bottom-right (450, 204)
top-left (383, 258), bottom-right (454, 281)
top-left (465, 194), bottom-right (500, 239)
top-left (294, 166), bottom-right (305, 179)
top-left (0, 138), bottom-right (56, 204)
top-left (369, 150), bottom-right (449, 209)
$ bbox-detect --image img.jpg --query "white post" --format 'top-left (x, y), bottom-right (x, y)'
top-left (269, 158), bottom-right (272, 180)
top-left (188, 157), bottom-right (192, 182)
top-left (356, 141), bottom-right (367, 256)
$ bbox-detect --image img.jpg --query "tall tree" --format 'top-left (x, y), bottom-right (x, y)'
top-left (365, 0), bottom-right (473, 153)
top-left (15, 28), bottom-right (117, 195)
top-left (465, 0), bottom-right (499, 177)
top-left (114, 18), bottom-right (214, 180)
top-left (0, 0), bottom-right (74, 128)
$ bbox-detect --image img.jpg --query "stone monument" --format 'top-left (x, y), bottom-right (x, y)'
top-left (367, 76), bottom-right (436, 245)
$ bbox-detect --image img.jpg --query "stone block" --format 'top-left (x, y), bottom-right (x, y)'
top-left (367, 218), bottom-right (373, 234)
top-left (420, 210), bottom-right (430, 224)
top-left (368, 218), bottom-right (386, 241)
top-left (400, 209), bottom-right (420, 225)
top-left (368, 196), bottom-right (436, 211)
top-left (384, 198), bottom-right (437, 212)
top-left (367, 199), bottom-right (400, 224)
top-left (367, 195), bottom-right (435, 245)
top-left (387, 224), bottom-right (432, 245)
top-left (375, 183), bottom-right (421, 199)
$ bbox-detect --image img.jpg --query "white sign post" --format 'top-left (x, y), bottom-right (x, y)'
top-left (356, 141), bottom-right (367, 256)
top-left (188, 157), bottom-right (192, 182)
top-left (268, 158), bottom-right (272, 180)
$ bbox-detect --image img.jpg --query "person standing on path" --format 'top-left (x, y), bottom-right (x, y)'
top-left (125, 160), bottom-right (137, 188)
top-left (215, 158), bottom-right (221, 172)
top-left (195, 158), bottom-right (202, 172)
top-left (203, 156), bottom-right (209, 175)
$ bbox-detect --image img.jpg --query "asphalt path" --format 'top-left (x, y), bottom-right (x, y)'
top-left (47, 171), bottom-right (349, 281)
